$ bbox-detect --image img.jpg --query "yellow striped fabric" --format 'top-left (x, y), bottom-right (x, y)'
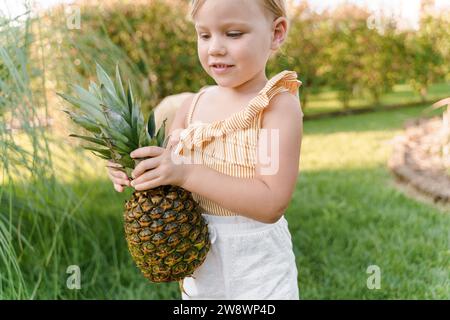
top-left (173, 70), bottom-right (302, 216)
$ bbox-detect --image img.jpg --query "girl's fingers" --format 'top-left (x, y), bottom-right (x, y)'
top-left (130, 146), bottom-right (164, 159)
top-left (107, 170), bottom-right (130, 185)
top-left (133, 177), bottom-right (163, 191)
top-left (107, 160), bottom-right (123, 168)
top-left (107, 169), bottom-right (117, 180)
top-left (106, 165), bottom-right (128, 179)
top-left (107, 170), bottom-right (115, 181)
top-left (111, 173), bottom-right (131, 186)
top-left (121, 179), bottom-right (131, 187)
top-left (114, 183), bottom-right (124, 193)
top-left (109, 169), bottom-right (129, 180)
top-left (132, 157), bottom-right (159, 179)
top-left (131, 168), bottom-right (159, 187)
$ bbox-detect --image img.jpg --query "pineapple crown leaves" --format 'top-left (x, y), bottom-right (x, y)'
top-left (57, 62), bottom-right (169, 170)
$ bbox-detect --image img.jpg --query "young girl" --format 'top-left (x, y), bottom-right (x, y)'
top-left (107, 0), bottom-right (303, 300)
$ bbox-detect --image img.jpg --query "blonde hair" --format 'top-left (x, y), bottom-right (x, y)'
top-left (188, 0), bottom-right (288, 23)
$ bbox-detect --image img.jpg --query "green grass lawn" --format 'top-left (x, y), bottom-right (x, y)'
top-left (1, 104), bottom-right (449, 299)
top-left (304, 82), bottom-right (450, 116)
top-left (294, 105), bottom-right (449, 299)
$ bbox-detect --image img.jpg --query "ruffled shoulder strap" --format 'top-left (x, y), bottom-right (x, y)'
top-left (244, 70), bottom-right (302, 122)
top-left (257, 70), bottom-right (302, 102)
top-left (173, 70), bottom-right (302, 155)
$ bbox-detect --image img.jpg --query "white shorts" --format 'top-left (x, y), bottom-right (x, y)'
top-left (181, 214), bottom-right (300, 300)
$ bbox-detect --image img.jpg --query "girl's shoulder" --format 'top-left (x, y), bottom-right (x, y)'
top-left (198, 84), bottom-right (218, 96)
top-left (165, 92), bottom-right (195, 134)
top-left (175, 85), bottom-right (218, 129)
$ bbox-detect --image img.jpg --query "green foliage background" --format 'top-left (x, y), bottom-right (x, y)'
top-left (0, 0), bottom-right (449, 299)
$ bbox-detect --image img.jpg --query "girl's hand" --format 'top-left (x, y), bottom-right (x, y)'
top-left (129, 144), bottom-right (190, 191)
top-left (106, 160), bottom-right (131, 193)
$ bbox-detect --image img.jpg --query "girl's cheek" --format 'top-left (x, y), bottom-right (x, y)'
top-left (198, 46), bottom-right (208, 59)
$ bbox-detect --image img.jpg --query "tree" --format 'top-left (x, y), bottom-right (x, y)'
top-left (406, 13), bottom-right (448, 101)
top-left (320, 4), bottom-right (372, 109)
top-left (359, 18), bottom-right (408, 106)
top-left (278, 2), bottom-right (328, 109)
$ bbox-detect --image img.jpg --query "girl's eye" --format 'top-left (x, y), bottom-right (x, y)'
top-left (227, 32), bottom-right (243, 38)
top-left (199, 32), bottom-right (243, 40)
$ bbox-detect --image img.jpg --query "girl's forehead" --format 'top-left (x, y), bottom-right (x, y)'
top-left (194, 0), bottom-right (269, 24)
top-left (195, 21), bottom-right (251, 30)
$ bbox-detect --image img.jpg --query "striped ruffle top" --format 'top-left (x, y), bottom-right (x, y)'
top-left (173, 70), bottom-right (302, 216)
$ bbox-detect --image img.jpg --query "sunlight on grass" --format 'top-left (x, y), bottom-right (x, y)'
top-left (300, 130), bottom-right (397, 171)
top-left (299, 105), bottom-right (435, 172)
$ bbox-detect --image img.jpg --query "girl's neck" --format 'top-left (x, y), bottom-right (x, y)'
top-left (218, 69), bottom-right (269, 97)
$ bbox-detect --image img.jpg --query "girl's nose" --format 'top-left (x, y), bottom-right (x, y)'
top-left (208, 37), bottom-right (226, 56)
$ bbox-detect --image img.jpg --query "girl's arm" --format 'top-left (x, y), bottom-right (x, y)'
top-left (165, 94), bottom-right (194, 146)
top-left (181, 92), bottom-right (303, 224)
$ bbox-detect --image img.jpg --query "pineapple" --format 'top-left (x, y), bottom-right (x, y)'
top-left (58, 63), bottom-right (210, 286)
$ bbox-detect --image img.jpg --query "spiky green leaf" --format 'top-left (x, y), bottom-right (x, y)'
top-left (57, 92), bottom-right (106, 126)
top-left (96, 62), bottom-right (117, 97)
top-left (83, 146), bottom-right (112, 159)
top-left (99, 125), bottom-right (130, 146)
top-left (127, 79), bottom-right (134, 116)
top-left (99, 84), bottom-right (126, 116)
top-left (100, 103), bottom-right (133, 139)
top-left (91, 151), bottom-right (110, 160)
top-left (72, 84), bottom-right (102, 109)
top-left (88, 81), bottom-right (102, 99)
top-left (63, 110), bottom-right (102, 134)
top-left (115, 64), bottom-right (127, 103)
top-left (69, 134), bottom-right (107, 147)
top-left (147, 110), bottom-right (156, 139)
top-left (119, 154), bottom-right (135, 169)
top-left (60, 62), bottom-right (151, 170)
top-left (156, 118), bottom-right (167, 148)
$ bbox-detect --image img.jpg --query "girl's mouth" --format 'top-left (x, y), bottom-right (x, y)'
top-left (211, 64), bottom-right (234, 74)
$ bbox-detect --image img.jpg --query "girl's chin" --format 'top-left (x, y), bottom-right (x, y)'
top-left (213, 79), bottom-right (238, 88)
top-left (211, 72), bottom-right (241, 85)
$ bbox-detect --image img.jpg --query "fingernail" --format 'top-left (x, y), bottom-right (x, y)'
top-left (130, 181), bottom-right (135, 187)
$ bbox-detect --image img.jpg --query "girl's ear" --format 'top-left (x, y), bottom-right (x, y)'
top-left (270, 17), bottom-right (288, 51)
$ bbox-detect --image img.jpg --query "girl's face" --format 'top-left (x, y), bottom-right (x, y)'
top-left (194, 0), bottom-right (279, 90)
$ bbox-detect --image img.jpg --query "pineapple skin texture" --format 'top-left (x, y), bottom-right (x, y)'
top-left (124, 185), bottom-right (211, 282)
